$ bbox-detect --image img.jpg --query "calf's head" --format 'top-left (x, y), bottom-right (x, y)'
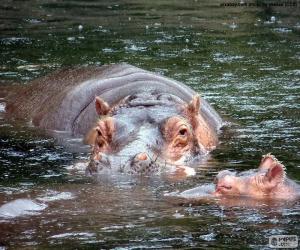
top-left (214, 154), bottom-right (287, 198)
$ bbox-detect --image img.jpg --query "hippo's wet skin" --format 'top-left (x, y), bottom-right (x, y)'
top-left (214, 154), bottom-right (300, 200)
top-left (169, 154), bottom-right (300, 202)
top-left (86, 93), bottom-right (218, 174)
top-left (5, 63), bottom-right (222, 174)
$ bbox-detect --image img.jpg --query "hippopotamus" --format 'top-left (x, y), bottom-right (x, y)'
top-left (4, 63), bottom-right (222, 174)
top-left (168, 154), bottom-right (300, 201)
top-left (214, 154), bottom-right (300, 200)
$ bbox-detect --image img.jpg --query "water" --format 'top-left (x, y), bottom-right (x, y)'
top-left (0, 0), bottom-right (300, 249)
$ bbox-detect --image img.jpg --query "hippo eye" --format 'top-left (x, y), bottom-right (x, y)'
top-left (224, 185), bottom-right (232, 190)
top-left (179, 128), bottom-right (187, 136)
top-left (96, 129), bottom-right (102, 137)
top-left (95, 129), bottom-right (104, 147)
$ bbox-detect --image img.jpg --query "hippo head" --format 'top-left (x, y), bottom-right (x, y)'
top-left (214, 154), bottom-right (287, 198)
top-left (85, 92), bottom-right (218, 174)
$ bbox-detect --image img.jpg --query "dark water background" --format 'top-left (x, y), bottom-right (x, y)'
top-left (0, 0), bottom-right (299, 249)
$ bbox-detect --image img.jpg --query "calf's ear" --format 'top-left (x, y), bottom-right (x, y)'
top-left (95, 96), bottom-right (110, 116)
top-left (259, 153), bottom-right (278, 170)
top-left (264, 162), bottom-right (286, 187)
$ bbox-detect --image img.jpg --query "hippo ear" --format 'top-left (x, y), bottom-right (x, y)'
top-left (185, 95), bottom-right (217, 149)
top-left (95, 97), bottom-right (111, 116)
top-left (187, 95), bottom-right (200, 115)
top-left (264, 162), bottom-right (286, 187)
top-left (259, 153), bottom-right (278, 170)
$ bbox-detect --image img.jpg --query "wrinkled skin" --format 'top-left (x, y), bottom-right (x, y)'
top-left (85, 92), bottom-right (219, 174)
top-left (214, 154), bottom-right (300, 200)
top-left (4, 63), bottom-right (222, 174)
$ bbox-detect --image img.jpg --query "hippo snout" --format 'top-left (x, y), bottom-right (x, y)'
top-left (86, 151), bottom-right (161, 175)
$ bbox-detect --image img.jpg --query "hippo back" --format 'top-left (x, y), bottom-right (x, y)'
top-left (5, 63), bottom-right (222, 135)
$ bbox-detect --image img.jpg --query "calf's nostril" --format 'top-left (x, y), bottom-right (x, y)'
top-left (136, 152), bottom-right (148, 161)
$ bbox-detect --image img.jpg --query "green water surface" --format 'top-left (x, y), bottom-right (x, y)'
top-left (0, 0), bottom-right (299, 249)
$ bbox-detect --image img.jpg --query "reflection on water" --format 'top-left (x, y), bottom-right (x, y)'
top-left (0, 0), bottom-right (299, 249)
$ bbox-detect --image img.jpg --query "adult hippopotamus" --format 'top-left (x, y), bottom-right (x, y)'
top-left (4, 63), bottom-right (222, 174)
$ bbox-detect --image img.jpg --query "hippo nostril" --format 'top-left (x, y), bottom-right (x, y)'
top-left (130, 152), bottom-right (160, 174)
top-left (136, 152), bottom-right (148, 161)
top-left (90, 152), bottom-right (111, 169)
top-left (93, 152), bottom-right (102, 161)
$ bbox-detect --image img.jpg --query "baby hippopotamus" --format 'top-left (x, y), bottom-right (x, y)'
top-left (214, 154), bottom-right (300, 200)
top-left (169, 154), bottom-right (300, 201)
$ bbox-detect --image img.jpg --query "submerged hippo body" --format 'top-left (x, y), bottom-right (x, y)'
top-left (5, 63), bottom-right (222, 174)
